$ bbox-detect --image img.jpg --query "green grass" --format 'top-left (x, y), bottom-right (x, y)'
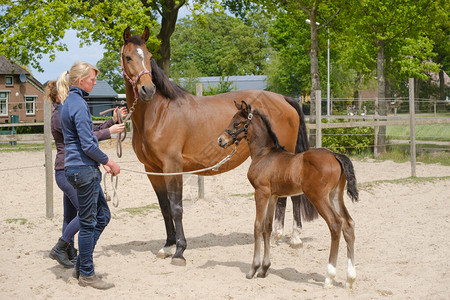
top-left (386, 123), bottom-right (450, 142)
top-left (0, 143), bottom-right (45, 151)
top-left (231, 192), bottom-right (255, 198)
top-left (6, 218), bottom-right (27, 225)
top-left (120, 204), bottom-right (160, 215)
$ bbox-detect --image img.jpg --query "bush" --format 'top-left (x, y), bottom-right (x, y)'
top-left (322, 119), bottom-right (374, 154)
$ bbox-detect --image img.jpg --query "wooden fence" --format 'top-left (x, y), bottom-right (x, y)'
top-left (1, 79), bottom-right (449, 217)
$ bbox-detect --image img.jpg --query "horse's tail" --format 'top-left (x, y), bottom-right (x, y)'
top-left (334, 153), bottom-right (359, 203)
top-left (284, 97), bottom-right (318, 221)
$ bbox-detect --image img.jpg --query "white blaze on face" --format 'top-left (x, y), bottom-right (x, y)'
top-left (136, 47), bottom-right (148, 70)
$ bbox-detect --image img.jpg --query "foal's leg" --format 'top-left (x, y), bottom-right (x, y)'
top-left (271, 197), bottom-right (287, 245)
top-left (247, 189), bottom-right (270, 279)
top-left (258, 195), bottom-right (278, 278)
top-left (336, 190), bottom-right (356, 289)
top-left (149, 175), bottom-right (176, 259)
top-left (290, 195), bottom-right (303, 248)
top-left (309, 193), bottom-right (344, 288)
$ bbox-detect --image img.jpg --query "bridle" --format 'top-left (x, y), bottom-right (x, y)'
top-left (225, 111), bottom-right (253, 145)
top-left (120, 44), bottom-right (152, 101)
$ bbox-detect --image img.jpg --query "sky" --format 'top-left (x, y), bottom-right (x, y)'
top-left (29, 30), bottom-right (105, 84)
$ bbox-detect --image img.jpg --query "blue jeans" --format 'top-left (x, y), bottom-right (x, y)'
top-left (55, 170), bottom-right (79, 245)
top-left (65, 165), bottom-right (111, 277)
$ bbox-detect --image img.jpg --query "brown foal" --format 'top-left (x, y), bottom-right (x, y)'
top-left (218, 101), bottom-right (359, 289)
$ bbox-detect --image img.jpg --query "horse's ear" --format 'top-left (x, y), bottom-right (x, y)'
top-left (123, 27), bottom-right (131, 44)
top-left (241, 101), bottom-right (250, 114)
top-left (142, 26), bottom-right (150, 42)
top-left (234, 100), bottom-right (241, 110)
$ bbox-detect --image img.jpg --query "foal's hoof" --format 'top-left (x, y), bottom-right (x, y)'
top-left (171, 257), bottom-right (186, 266)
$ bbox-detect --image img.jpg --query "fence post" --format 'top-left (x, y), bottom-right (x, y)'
top-left (374, 98), bottom-right (379, 158)
top-left (44, 100), bottom-right (54, 218)
top-left (196, 83), bottom-right (205, 199)
top-left (409, 78), bottom-right (416, 177)
top-left (315, 90), bottom-right (322, 148)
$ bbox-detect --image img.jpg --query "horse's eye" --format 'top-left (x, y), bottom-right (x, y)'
top-left (234, 121), bottom-right (241, 128)
top-left (126, 56), bottom-right (132, 62)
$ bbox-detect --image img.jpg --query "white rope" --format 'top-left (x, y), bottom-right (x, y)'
top-left (103, 144), bottom-right (237, 207)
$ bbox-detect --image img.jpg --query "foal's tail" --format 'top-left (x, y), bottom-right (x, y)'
top-left (285, 97), bottom-right (318, 221)
top-left (334, 153), bottom-right (359, 203)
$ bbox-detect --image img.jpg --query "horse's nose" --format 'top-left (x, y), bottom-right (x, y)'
top-left (217, 136), bottom-right (227, 148)
top-left (139, 84), bottom-right (156, 101)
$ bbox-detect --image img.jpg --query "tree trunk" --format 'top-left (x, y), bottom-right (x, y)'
top-left (376, 42), bottom-right (386, 155)
top-left (143, 0), bottom-right (185, 76)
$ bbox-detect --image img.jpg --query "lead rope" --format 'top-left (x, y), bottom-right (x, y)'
top-left (102, 143), bottom-right (238, 207)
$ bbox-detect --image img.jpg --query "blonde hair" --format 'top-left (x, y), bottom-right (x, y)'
top-left (56, 61), bottom-right (99, 104)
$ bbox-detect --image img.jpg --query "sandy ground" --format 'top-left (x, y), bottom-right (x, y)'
top-left (0, 141), bottom-right (449, 299)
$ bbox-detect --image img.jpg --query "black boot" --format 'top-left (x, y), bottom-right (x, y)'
top-left (66, 244), bottom-right (78, 265)
top-left (49, 238), bottom-right (74, 268)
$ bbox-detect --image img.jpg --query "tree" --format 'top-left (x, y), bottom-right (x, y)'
top-left (170, 12), bottom-right (270, 77)
top-left (339, 0), bottom-right (440, 155)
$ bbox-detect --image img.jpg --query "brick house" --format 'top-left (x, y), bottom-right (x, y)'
top-left (0, 55), bottom-right (45, 123)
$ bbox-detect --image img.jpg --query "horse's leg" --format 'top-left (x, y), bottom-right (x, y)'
top-left (257, 195), bottom-right (278, 278)
top-left (247, 188), bottom-right (270, 279)
top-left (271, 197), bottom-right (287, 245)
top-left (148, 175), bottom-right (176, 259)
top-left (308, 192), bottom-right (344, 288)
top-left (336, 188), bottom-right (356, 289)
top-left (165, 174), bottom-right (186, 266)
top-left (290, 195), bottom-right (303, 248)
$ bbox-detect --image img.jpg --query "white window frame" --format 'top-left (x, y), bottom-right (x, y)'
top-left (5, 76), bottom-right (13, 86)
top-left (0, 91), bottom-right (9, 116)
top-left (25, 95), bottom-right (37, 116)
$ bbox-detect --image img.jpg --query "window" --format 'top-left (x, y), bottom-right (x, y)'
top-left (5, 76), bottom-right (13, 86)
top-left (25, 96), bottom-right (36, 115)
top-left (0, 91), bottom-right (9, 116)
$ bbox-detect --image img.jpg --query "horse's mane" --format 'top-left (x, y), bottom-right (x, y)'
top-left (150, 58), bottom-right (188, 100)
top-left (253, 109), bottom-right (285, 151)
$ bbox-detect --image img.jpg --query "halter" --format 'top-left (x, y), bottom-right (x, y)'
top-left (120, 45), bottom-right (152, 100)
top-left (225, 111), bottom-right (253, 145)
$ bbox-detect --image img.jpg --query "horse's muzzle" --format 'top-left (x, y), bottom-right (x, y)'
top-left (217, 135), bottom-right (230, 149)
top-left (139, 83), bottom-right (156, 101)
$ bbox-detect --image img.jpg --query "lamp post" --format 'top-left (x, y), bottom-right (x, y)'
top-left (306, 19), bottom-right (330, 116)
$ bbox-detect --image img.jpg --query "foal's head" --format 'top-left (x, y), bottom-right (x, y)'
top-left (218, 101), bottom-right (252, 148)
top-left (218, 101), bottom-right (285, 151)
top-left (122, 27), bottom-right (156, 101)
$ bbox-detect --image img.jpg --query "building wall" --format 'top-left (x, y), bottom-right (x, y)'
top-left (0, 74), bottom-right (44, 123)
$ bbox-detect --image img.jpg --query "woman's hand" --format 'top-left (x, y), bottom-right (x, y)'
top-left (109, 123), bottom-right (125, 135)
top-left (113, 106), bottom-right (128, 123)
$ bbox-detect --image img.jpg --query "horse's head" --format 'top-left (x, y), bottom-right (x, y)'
top-left (122, 26), bottom-right (156, 101)
top-left (218, 101), bottom-right (253, 148)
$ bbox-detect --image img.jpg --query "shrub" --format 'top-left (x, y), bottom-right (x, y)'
top-left (322, 119), bottom-right (374, 154)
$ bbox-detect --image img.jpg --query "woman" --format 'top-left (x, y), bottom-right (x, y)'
top-left (45, 81), bottom-right (126, 269)
top-left (57, 62), bottom-right (120, 290)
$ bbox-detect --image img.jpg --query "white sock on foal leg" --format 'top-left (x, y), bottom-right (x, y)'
top-left (324, 263), bottom-right (336, 288)
top-left (346, 259), bottom-right (356, 289)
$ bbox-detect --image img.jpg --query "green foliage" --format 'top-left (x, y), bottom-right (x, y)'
top-left (170, 12), bottom-right (270, 76)
top-left (96, 52), bottom-right (125, 94)
top-left (203, 77), bottom-right (234, 95)
top-left (322, 120), bottom-right (374, 154)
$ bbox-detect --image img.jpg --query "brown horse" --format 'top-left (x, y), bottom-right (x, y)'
top-left (121, 27), bottom-right (315, 265)
top-left (217, 101), bottom-right (359, 289)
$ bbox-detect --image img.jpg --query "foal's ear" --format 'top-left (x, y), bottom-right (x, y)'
top-left (123, 27), bottom-right (131, 44)
top-left (234, 100), bottom-right (242, 110)
top-left (142, 26), bottom-right (150, 42)
top-left (241, 101), bottom-right (251, 114)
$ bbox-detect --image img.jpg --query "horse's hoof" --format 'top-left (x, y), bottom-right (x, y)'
top-left (323, 278), bottom-right (334, 288)
top-left (289, 238), bottom-right (303, 248)
top-left (157, 247), bottom-right (173, 259)
top-left (171, 257), bottom-right (186, 266)
top-left (256, 271), bottom-right (268, 278)
top-left (346, 277), bottom-right (356, 290)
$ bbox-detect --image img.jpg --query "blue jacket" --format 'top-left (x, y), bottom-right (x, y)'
top-left (59, 86), bottom-right (109, 167)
